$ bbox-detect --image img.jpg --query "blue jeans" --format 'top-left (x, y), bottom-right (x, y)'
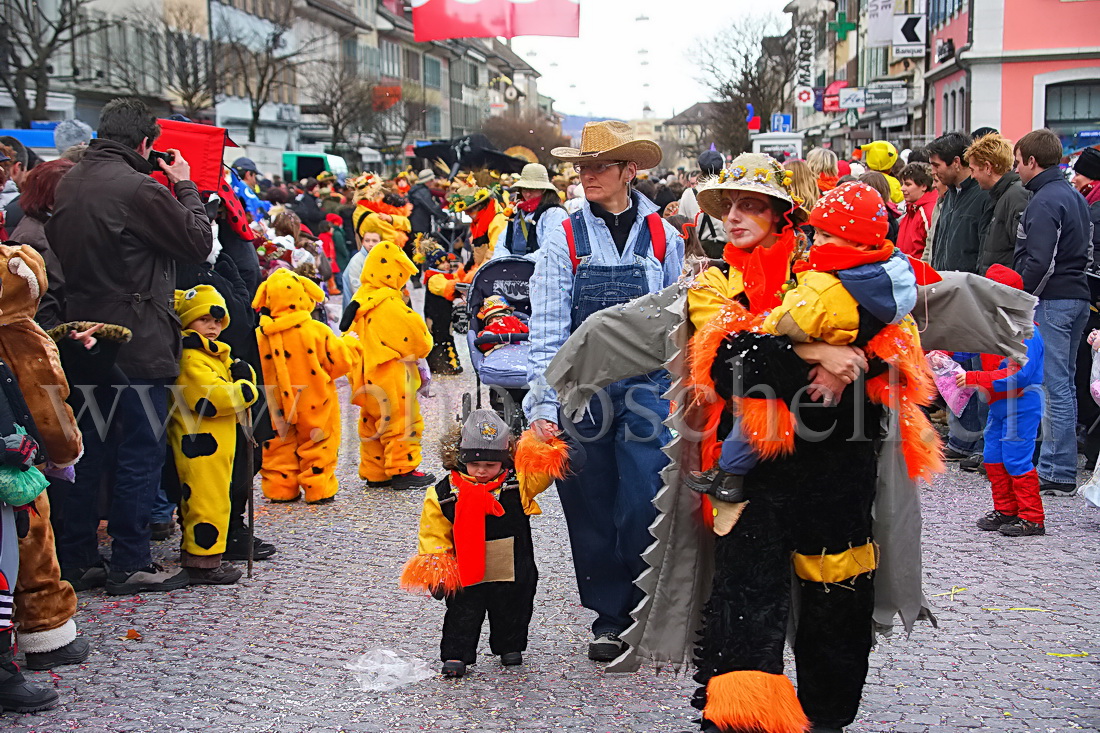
top-left (1035, 298), bottom-right (1089, 484)
top-left (150, 487), bottom-right (174, 524)
top-left (58, 380), bottom-right (169, 574)
top-left (948, 356), bottom-right (987, 454)
top-left (556, 372), bottom-right (671, 636)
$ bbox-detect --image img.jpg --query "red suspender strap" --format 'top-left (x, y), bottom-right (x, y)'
top-left (646, 212), bottom-right (666, 263)
top-left (564, 218), bottom-right (582, 272)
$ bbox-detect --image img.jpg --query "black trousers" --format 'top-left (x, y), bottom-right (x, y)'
top-left (694, 456), bottom-right (877, 730)
top-left (440, 574), bottom-right (537, 664)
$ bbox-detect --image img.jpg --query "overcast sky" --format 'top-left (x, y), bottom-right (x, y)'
top-left (510, 0), bottom-right (791, 120)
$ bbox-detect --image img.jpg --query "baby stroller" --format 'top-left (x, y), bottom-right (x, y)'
top-left (460, 256), bottom-right (535, 432)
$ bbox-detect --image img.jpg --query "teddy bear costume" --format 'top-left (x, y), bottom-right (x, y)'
top-left (170, 285), bottom-right (258, 565)
top-left (253, 269), bottom-right (361, 502)
top-left (0, 244), bottom-right (84, 662)
top-left (343, 242), bottom-right (433, 484)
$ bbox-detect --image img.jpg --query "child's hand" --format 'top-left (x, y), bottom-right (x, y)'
top-left (229, 359), bottom-right (252, 382)
top-left (955, 372), bottom-right (968, 388)
top-left (69, 323), bottom-right (103, 350)
top-left (1089, 329), bottom-right (1100, 350)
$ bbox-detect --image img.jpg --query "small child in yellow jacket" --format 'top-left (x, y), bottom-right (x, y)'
top-left (253, 269), bottom-right (362, 503)
top-left (341, 241), bottom-right (435, 491)
top-left (170, 285), bottom-right (258, 584)
top-left (400, 410), bottom-right (581, 678)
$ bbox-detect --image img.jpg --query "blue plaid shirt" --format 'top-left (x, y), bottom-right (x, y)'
top-left (523, 192), bottom-right (685, 423)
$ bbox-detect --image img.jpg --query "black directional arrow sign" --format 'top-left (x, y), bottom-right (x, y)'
top-left (893, 14), bottom-right (926, 57)
top-left (900, 16), bottom-right (921, 42)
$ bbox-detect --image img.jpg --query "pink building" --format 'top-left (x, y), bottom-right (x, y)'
top-left (926, 0), bottom-right (1099, 152)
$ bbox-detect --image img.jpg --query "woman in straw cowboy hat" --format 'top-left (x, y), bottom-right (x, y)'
top-left (523, 120), bottom-right (684, 663)
top-left (491, 163), bottom-right (568, 260)
top-left (681, 154), bottom-right (927, 733)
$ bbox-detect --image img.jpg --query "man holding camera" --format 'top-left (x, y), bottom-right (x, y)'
top-left (49, 98), bottom-right (212, 594)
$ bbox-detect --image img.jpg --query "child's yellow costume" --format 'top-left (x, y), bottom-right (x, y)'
top-left (346, 241), bottom-right (434, 483)
top-left (170, 285), bottom-right (258, 561)
top-left (253, 269), bottom-right (362, 502)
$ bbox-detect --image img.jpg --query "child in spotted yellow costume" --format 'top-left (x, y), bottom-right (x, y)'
top-left (170, 285), bottom-right (258, 583)
top-left (253, 269), bottom-right (362, 503)
top-left (343, 241), bottom-right (436, 491)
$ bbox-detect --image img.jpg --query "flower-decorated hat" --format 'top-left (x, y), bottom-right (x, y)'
top-left (808, 182), bottom-right (890, 247)
top-left (695, 152), bottom-right (808, 224)
top-left (448, 185), bottom-right (496, 213)
top-left (477, 295), bottom-right (513, 321)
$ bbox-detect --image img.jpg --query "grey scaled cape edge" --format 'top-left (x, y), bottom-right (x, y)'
top-left (544, 267), bottom-right (1038, 672)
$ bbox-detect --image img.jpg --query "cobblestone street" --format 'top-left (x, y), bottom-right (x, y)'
top-left (10, 324), bottom-right (1100, 733)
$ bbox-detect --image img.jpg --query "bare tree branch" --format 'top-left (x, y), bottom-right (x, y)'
top-left (305, 60), bottom-right (374, 154)
top-left (0, 0), bottom-right (106, 127)
top-left (692, 15), bottom-right (797, 155)
top-left (478, 109), bottom-right (569, 166)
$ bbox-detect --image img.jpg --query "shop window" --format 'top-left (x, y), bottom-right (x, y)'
top-left (424, 56), bottom-right (442, 89)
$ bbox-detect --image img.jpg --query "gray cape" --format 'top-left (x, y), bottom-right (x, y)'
top-left (545, 272), bottom-right (1037, 672)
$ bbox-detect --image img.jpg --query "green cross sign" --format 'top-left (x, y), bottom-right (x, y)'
top-left (829, 12), bottom-right (857, 41)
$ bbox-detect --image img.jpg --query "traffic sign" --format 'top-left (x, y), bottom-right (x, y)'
top-left (771, 113), bottom-right (792, 133)
top-left (838, 87), bottom-right (866, 109)
top-left (893, 14), bottom-right (926, 57)
top-left (795, 85), bottom-right (815, 108)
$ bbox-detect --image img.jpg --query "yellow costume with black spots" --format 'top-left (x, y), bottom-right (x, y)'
top-left (346, 241), bottom-right (434, 483)
top-left (170, 285), bottom-right (258, 561)
top-left (253, 269), bottom-right (362, 502)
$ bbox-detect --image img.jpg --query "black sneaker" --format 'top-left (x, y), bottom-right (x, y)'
top-left (500, 652), bottom-right (523, 666)
top-left (391, 470), bottom-right (437, 491)
top-left (150, 522), bottom-right (175, 541)
top-left (24, 637), bottom-right (91, 671)
top-left (185, 562), bottom-right (243, 585)
top-left (442, 660), bottom-right (466, 678)
top-left (105, 563), bottom-right (190, 595)
top-left (61, 560), bottom-right (108, 591)
top-left (588, 632), bottom-right (625, 662)
top-left (959, 455), bottom-right (983, 473)
top-left (222, 535), bottom-right (276, 562)
top-left (998, 518), bottom-right (1046, 537)
top-left (365, 479), bottom-right (392, 488)
top-left (1039, 481), bottom-right (1076, 497)
top-left (976, 510), bottom-right (1017, 531)
top-left (943, 446), bottom-right (972, 461)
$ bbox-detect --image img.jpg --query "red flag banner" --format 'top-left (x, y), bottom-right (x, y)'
top-left (412, 0), bottom-right (580, 42)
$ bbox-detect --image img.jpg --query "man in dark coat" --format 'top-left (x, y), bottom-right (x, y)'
top-left (408, 169), bottom-right (448, 238)
top-left (291, 178), bottom-right (324, 236)
top-left (1014, 129), bottom-right (1094, 501)
top-left (48, 97), bottom-right (212, 594)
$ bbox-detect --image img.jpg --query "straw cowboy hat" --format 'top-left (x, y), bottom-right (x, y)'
top-left (511, 163), bottom-right (558, 191)
top-left (552, 120), bottom-right (663, 170)
top-left (695, 152), bottom-right (808, 224)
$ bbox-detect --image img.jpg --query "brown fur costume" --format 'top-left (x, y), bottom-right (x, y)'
top-left (0, 244), bottom-right (82, 655)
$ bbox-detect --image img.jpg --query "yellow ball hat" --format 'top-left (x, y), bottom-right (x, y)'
top-left (175, 284), bottom-right (230, 330)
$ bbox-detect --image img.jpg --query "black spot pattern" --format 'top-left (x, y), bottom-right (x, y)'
top-left (240, 384), bottom-right (255, 403)
top-left (181, 483), bottom-right (192, 500)
top-left (194, 398), bottom-right (217, 417)
top-left (311, 467), bottom-right (323, 474)
top-left (193, 522), bottom-right (219, 549)
top-left (181, 433), bottom-right (218, 458)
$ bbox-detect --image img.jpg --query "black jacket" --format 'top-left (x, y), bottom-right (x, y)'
top-left (408, 183), bottom-right (448, 234)
top-left (292, 191), bottom-right (323, 236)
top-left (1013, 167), bottom-right (1092, 301)
top-left (9, 216), bottom-right (64, 330)
top-left (47, 138), bottom-right (212, 380)
top-left (217, 223), bottom-right (261, 300)
top-left (930, 175), bottom-right (992, 273)
top-left (980, 171), bottom-right (1030, 273)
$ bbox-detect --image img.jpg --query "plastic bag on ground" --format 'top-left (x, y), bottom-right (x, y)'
top-left (1079, 472), bottom-right (1100, 509)
top-left (345, 649), bottom-right (434, 691)
top-left (926, 350), bottom-right (976, 417)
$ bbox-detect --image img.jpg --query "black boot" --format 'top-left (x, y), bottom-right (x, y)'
top-left (0, 629), bottom-right (59, 713)
top-left (682, 469), bottom-right (745, 503)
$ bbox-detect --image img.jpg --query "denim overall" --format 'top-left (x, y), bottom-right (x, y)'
top-left (505, 217), bottom-right (532, 256)
top-left (557, 208), bottom-right (672, 638)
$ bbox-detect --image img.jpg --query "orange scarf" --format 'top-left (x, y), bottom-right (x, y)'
top-left (817, 173), bottom-right (838, 192)
top-left (721, 226), bottom-right (797, 312)
top-left (451, 470), bottom-right (508, 586)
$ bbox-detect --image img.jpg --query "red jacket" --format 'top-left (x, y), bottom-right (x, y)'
top-left (477, 315), bottom-right (528, 353)
top-left (319, 232), bottom-right (338, 272)
top-left (895, 189), bottom-right (938, 257)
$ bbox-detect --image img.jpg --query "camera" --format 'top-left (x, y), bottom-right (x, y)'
top-left (148, 150), bottom-right (175, 168)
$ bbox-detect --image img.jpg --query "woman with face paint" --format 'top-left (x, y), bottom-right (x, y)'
top-left (683, 153), bottom-right (901, 733)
